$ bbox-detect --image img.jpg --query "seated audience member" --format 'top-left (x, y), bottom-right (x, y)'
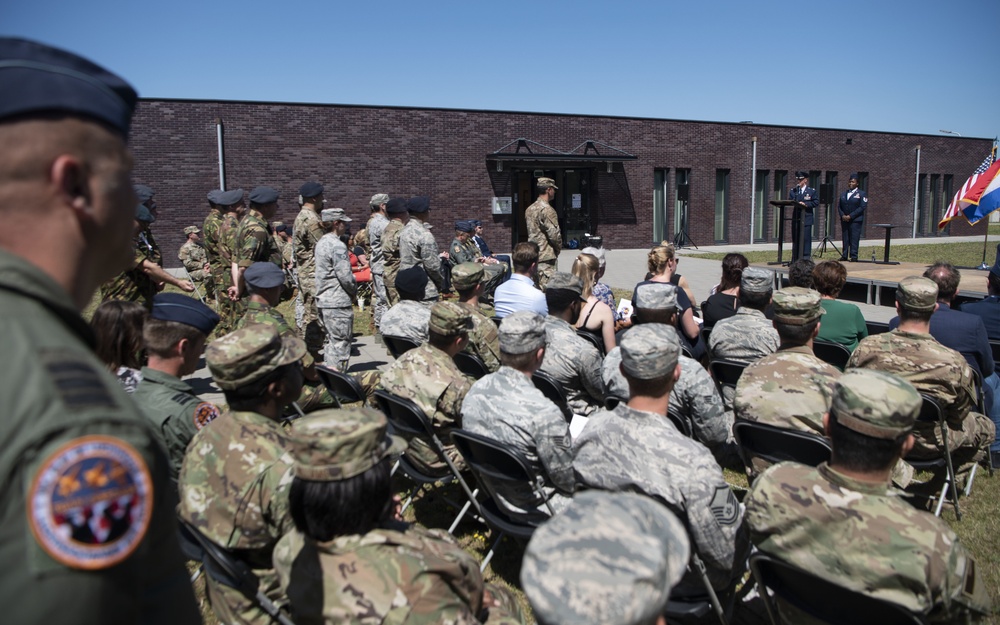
top-left (91, 299), bottom-right (149, 393)
top-left (494, 241), bottom-right (547, 318)
top-left (452, 262), bottom-right (501, 372)
top-left (572, 252), bottom-right (616, 353)
top-left (580, 245), bottom-right (615, 312)
top-left (379, 265), bottom-right (432, 343)
top-left (701, 253), bottom-right (747, 328)
top-left (342, 231), bottom-right (371, 284)
top-left (450, 220), bottom-right (507, 296)
top-left (521, 491), bottom-right (690, 625)
top-left (813, 260), bottom-right (867, 352)
top-left (961, 245), bottom-right (1000, 467)
top-left (633, 244), bottom-right (703, 359)
top-left (133, 293), bottom-right (221, 479)
top-left (787, 257), bottom-right (815, 289)
top-left (746, 370), bottom-right (991, 622)
top-left (575, 324), bottom-right (749, 599)
top-left (462, 311), bottom-right (575, 521)
top-left (273, 408), bottom-right (523, 624)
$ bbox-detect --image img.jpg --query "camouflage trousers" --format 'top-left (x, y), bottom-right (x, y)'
top-left (385, 267), bottom-right (399, 307)
top-left (372, 271), bottom-right (388, 329)
top-left (318, 306), bottom-right (353, 371)
top-left (298, 283), bottom-right (326, 361)
top-left (910, 411), bottom-right (995, 460)
top-left (536, 259), bottom-right (556, 290)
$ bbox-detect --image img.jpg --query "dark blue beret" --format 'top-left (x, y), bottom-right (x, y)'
top-left (0, 38), bottom-right (138, 138)
top-left (207, 189), bottom-right (223, 204)
top-left (217, 188), bottom-right (244, 206)
top-left (151, 293), bottom-right (219, 335)
top-left (471, 219), bottom-right (482, 227)
top-left (299, 181), bottom-right (324, 198)
top-left (455, 220), bottom-right (474, 233)
top-left (849, 173), bottom-right (859, 181)
top-left (386, 197), bottom-right (408, 214)
top-left (135, 204), bottom-right (155, 223)
top-left (133, 184), bottom-right (154, 202)
top-left (394, 265), bottom-right (429, 298)
top-left (244, 261), bottom-right (286, 289)
top-left (794, 171), bottom-right (809, 179)
top-left (249, 186), bottom-right (279, 204)
top-left (406, 195), bottom-right (430, 213)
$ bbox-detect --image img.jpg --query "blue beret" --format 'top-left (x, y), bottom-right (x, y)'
top-left (135, 204), bottom-right (155, 223)
top-left (249, 186), bottom-right (279, 204)
top-left (849, 173), bottom-right (859, 181)
top-left (406, 195), bottom-right (430, 213)
top-left (455, 220), bottom-right (474, 233)
top-left (299, 181), bottom-right (324, 198)
top-left (217, 188), bottom-right (244, 206)
top-left (471, 219), bottom-right (482, 227)
top-left (133, 184), bottom-right (154, 202)
top-left (244, 261), bottom-right (286, 289)
top-left (0, 38), bottom-right (138, 138)
top-left (386, 197), bottom-right (408, 214)
top-left (207, 189), bottom-right (223, 204)
top-left (394, 265), bottom-right (428, 297)
top-left (151, 293), bottom-right (219, 335)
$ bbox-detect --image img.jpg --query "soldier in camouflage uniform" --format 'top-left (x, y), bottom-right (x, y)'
top-left (367, 193), bottom-right (391, 329)
top-left (848, 277), bottom-right (995, 464)
top-left (133, 293), bottom-right (221, 480)
top-left (133, 184), bottom-right (161, 265)
top-left (452, 262), bottom-right (501, 372)
top-left (574, 323), bottom-right (750, 599)
top-left (178, 324), bottom-right (307, 625)
top-left (378, 302), bottom-right (475, 476)
top-left (399, 195), bottom-right (447, 302)
top-left (540, 272), bottom-right (605, 416)
top-left (273, 407), bottom-right (524, 625)
top-left (379, 266), bottom-right (432, 344)
top-left (450, 221), bottom-right (506, 298)
top-left (230, 185), bottom-right (282, 301)
top-left (293, 181), bottom-right (328, 359)
top-left (382, 197), bottom-right (409, 307)
top-left (177, 225), bottom-right (213, 298)
top-left (462, 311), bottom-right (574, 521)
top-left (202, 189), bottom-right (224, 298)
top-left (522, 491), bottom-right (690, 625)
top-left (314, 207), bottom-right (356, 370)
top-left (525, 177), bottom-right (561, 289)
top-left (213, 188), bottom-right (246, 333)
top-left (746, 370), bottom-right (992, 622)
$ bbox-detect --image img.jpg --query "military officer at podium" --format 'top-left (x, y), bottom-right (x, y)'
top-left (838, 173), bottom-right (868, 262)
top-left (789, 171), bottom-right (819, 260)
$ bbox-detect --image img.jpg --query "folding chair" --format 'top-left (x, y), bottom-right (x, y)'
top-left (667, 406), bottom-right (693, 438)
top-left (733, 421), bottom-right (832, 482)
top-left (382, 334), bottom-right (420, 359)
top-left (532, 370), bottom-right (572, 422)
top-left (866, 320), bottom-right (891, 336)
top-left (372, 389), bottom-right (481, 533)
top-left (454, 351), bottom-right (490, 380)
top-left (700, 325), bottom-right (713, 348)
top-left (904, 395), bottom-right (963, 519)
top-left (314, 364), bottom-right (366, 407)
top-left (179, 519), bottom-right (297, 625)
top-left (750, 552), bottom-right (926, 625)
top-left (575, 329), bottom-right (604, 356)
top-left (969, 367), bottom-right (986, 415)
top-left (812, 339), bottom-right (852, 372)
top-left (450, 429), bottom-right (554, 572)
top-left (709, 359), bottom-right (747, 396)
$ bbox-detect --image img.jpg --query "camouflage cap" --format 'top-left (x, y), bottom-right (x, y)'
top-left (546, 272), bottom-right (587, 302)
top-left (428, 301), bottom-right (473, 336)
top-left (521, 491), bottom-right (690, 625)
top-left (499, 311), bottom-right (546, 354)
top-left (320, 207), bottom-right (351, 223)
top-left (896, 276), bottom-right (938, 312)
top-left (772, 287), bottom-right (825, 325)
top-left (450, 262), bottom-right (486, 291)
top-left (369, 193), bottom-right (389, 208)
top-left (206, 323), bottom-right (306, 390)
top-left (634, 282), bottom-right (678, 311)
top-left (183, 225), bottom-right (200, 235)
top-left (741, 267), bottom-right (773, 294)
top-left (288, 407), bottom-right (407, 481)
top-left (832, 369), bottom-right (920, 439)
top-left (620, 323), bottom-right (680, 380)
top-left (537, 177), bottom-right (558, 189)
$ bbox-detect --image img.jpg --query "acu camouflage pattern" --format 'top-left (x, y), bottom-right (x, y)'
top-left (708, 307), bottom-right (780, 407)
top-left (399, 220), bottom-right (446, 301)
top-left (381, 218), bottom-right (405, 306)
top-left (619, 323), bottom-right (679, 379)
top-left (379, 300), bottom-right (431, 343)
top-left (314, 232), bottom-right (356, 369)
top-left (498, 310), bottom-right (546, 354)
top-left (746, 462), bottom-right (991, 621)
top-left (234, 209), bottom-right (282, 269)
top-left (540, 316), bottom-right (605, 416)
top-left (573, 403), bottom-right (749, 596)
top-left (461, 366), bottom-right (574, 521)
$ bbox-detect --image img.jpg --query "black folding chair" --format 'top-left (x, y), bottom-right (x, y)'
top-left (491, 315), bottom-right (503, 327)
top-left (450, 429), bottom-right (554, 572)
top-left (532, 369), bottom-right (572, 422)
top-left (904, 395), bottom-right (962, 519)
top-left (812, 339), bottom-right (852, 372)
top-left (372, 389), bottom-right (481, 533)
top-left (733, 421), bottom-right (832, 482)
top-left (750, 552), bottom-right (926, 625)
top-left (575, 328), bottom-right (604, 356)
top-left (383, 334), bottom-right (420, 359)
top-left (454, 351), bottom-right (490, 380)
top-left (314, 364), bottom-right (366, 407)
top-left (709, 359), bottom-right (747, 396)
top-left (667, 406), bottom-right (693, 438)
top-left (866, 320), bottom-right (891, 336)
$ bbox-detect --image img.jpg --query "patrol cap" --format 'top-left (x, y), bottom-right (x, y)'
top-left (620, 324), bottom-right (680, 380)
top-left (207, 189), bottom-right (224, 204)
top-left (288, 407), bottom-right (407, 481)
top-left (522, 491), bottom-right (690, 625)
top-left (429, 301), bottom-right (473, 336)
top-left (849, 173), bottom-right (859, 181)
top-left (499, 310), bottom-right (546, 354)
top-left (896, 276), bottom-right (938, 312)
top-left (772, 287), bottom-right (824, 325)
top-left (386, 197), bottom-right (408, 214)
top-left (135, 204), bottom-right (154, 223)
top-left (299, 181), bottom-right (324, 198)
top-left (0, 37), bottom-right (138, 138)
top-left (406, 195), bottom-right (430, 213)
top-left (546, 272), bottom-right (587, 302)
top-left (183, 225), bottom-right (200, 235)
top-left (207, 323), bottom-right (306, 390)
top-left (634, 282), bottom-right (678, 311)
top-left (150, 292), bottom-right (219, 335)
top-left (832, 369), bottom-right (920, 439)
top-left (450, 262), bottom-right (486, 291)
top-left (581, 246), bottom-right (605, 268)
top-left (320, 207), bottom-right (351, 222)
top-left (244, 261), bottom-right (286, 289)
top-left (794, 170), bottom-right (808, 179)
top-left (249, 186), bottom-right (279, 204)
top-left (537, 177), bottom-right (558, 189)
top-left (370, 193), bottom-right (389, 207)
top-left (394, 265), bottom-right (428, 299)
top-left (454, 220), bottom-right (474, 233)
top-left (217, 188), bottom-right (244, 206)
top-left (991, 243), bottom-right (1000, 280)
top-left (133, 184), bottom-right (155, 203)
top-left (741, 267), bottom-right (773, 294)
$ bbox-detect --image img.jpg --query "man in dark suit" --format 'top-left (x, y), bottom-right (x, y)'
top-left (789, 170), bottom-right (819, 260)
top-left (961, 246), bottom-right (1000, 468)
top-left (838, 173), bottom-right (868, 262)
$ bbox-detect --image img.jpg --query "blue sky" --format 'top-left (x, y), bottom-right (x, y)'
top-left (4, 0), bottom-right (998, 140)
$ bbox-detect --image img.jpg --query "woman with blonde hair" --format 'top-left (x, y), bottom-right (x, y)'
top-left (572, 253), bottom-right (616, 353)
top-left (632, 244), bottom-right (703, 359)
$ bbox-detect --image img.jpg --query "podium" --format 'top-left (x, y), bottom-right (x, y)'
top-left (768, 200), bottom-right (799, 265)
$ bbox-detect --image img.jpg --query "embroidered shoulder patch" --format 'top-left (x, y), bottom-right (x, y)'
top-left (28, 436), bottom-right (152, 570)
top-left (709, 485), bottom-right (739, 525)
top-left (193, 402), bottom-right (221, 430)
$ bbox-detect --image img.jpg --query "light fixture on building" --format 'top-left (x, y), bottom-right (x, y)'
top-left (607, 161), bottom-right (613, 174)
top-left (496, 160), bottom-right (503, 172)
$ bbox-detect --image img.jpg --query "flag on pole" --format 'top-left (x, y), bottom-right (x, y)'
top-left (938, 149), bottom-right (997, 229)
top-left (961, 161), bottom-right (1000, 226)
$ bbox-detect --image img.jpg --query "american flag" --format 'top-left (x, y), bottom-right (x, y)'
top-left (939, 150), bottom-right (997, 229)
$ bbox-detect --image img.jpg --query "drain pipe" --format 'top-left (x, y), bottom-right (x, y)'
top-left (911, 145), bottom-right (921, 237)
top-left (749, 136), bottom-right (757, 244)
top-left (216, 118), bottom-right (226, 190)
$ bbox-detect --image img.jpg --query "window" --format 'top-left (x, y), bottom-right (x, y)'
top-left (653, 168), bottom-right (668, 243)
top-left (754, 170), bottom-right (769, 242)
top-left (675, 169), bottom-right (690, 237)
top-left (715, 169), bottom-right (730, 243)
top-left (823, 171), bottom-right (838, 239)
top-left (773, 171), bottom-right (787, 238)
top-left (930, 174), bottom-right (941, 235)
top-left (941, 174), bottom-right (953, 234)
top-left (917, 174), bottom-right (929, 235)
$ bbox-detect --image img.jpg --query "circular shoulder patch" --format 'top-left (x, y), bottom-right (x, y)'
top-left (193, 402), bottom-right (221, 430)
top-left (28, 436), bottom-right (152, 570)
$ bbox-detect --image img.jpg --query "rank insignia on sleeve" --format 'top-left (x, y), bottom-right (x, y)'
top-left (28, 436), bottom-right (152, 570)
top-left (193, 402), bottom-right (221, 430)
top-left (710, 485), bottom-right (739, 525)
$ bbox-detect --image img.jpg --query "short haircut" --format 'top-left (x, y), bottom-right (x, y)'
top-left (428, 328), bottom-right (463, 350)
top-left (223, 362), bottom-right (297, 412)
top-left (719, 253), bottom-right (748, 291)
top-left (288, 458), bottom-right (393, 542)
top-left (500, 349), bottom-right (540, 371)
top-left (829, 413), bottom-right (909, 473)
top-left (545, 288), bottom-right (579, 315)
top-left (898, 306), bottom-right (934, 324)
top-left (624, 370), bottom-right (674, 398)
top-left (512, 241), bottom-right (540, 273)
top-left (924, 261), bottom-right (960, 302)
top-left (812, 260), bottom-right (847, 297)
top-left (739, 288), bottom-right (771, 311)
top-left (773, 318), bottom-right (819, 346)
top-left (142, 317), bottom-right (205, 359)
top-left (536, 184), bottom-right (551, 195)
top-left (633, 307), bottom-right (676, 325)
top-left (788, 258), bottom-right (815, 289)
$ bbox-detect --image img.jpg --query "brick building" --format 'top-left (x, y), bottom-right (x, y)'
top-left (129, 99), bottom-right (993, 261)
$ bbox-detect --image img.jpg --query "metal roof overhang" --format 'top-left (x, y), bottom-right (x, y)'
top-left (486, 138), bottom-right (637, 163)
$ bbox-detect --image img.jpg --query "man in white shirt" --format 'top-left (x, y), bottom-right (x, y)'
top-left (494, 241), bottom-right (547, 318)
